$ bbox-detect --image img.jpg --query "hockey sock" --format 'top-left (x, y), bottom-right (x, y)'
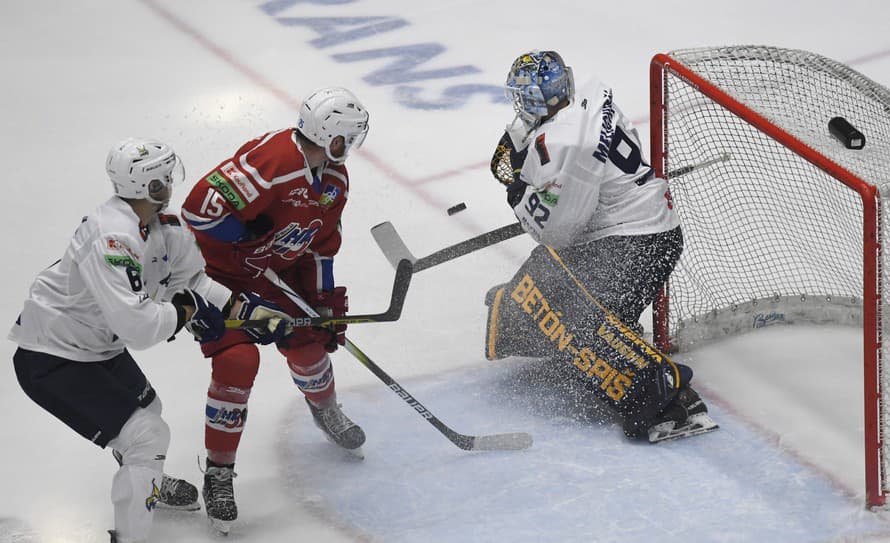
top-left (205, 344), bottom-right (259, 465)
top-left (107, 399), bottom-right (170, 541)
top-left (284, 345), bottom-right (335, 406)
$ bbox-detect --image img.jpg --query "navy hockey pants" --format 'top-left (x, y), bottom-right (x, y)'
top-left (13, 348), bottom-right (156, 448)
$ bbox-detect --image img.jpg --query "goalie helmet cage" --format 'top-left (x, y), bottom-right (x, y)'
top-left (649, 45), bottom-right (890, 509)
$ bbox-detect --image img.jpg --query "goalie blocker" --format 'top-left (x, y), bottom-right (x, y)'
top-left (485, 245), bottom-right (689, 435)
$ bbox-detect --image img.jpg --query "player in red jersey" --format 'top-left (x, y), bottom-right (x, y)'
top-left (181, 87), bottom-right (369, 534)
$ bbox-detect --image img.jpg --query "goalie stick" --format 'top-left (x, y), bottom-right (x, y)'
top-left (262, 267), bottom-right (534, 452)
top-left (372, 221), bottom-right (524, 272)
top-left (371, 153), bottom-right (733, 271)
top-left (226, 258), bottom-right (413, 330)
top-left (665, 152), bottom-right (731, 178)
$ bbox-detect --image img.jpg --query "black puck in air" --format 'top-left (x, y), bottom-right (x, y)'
top-left (829, 117), bottom-right (865, 149)
top-left (447, 202), bottom-right (467, 216)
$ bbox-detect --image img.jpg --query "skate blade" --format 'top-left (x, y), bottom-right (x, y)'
top-left (321, 434), bottom-right (365, 459)
top-left (208, 517), bottom-right (232, 536)
top-left (648, 413), bottom-right (719, 443)
top-left (157, 501), bottom-right (202, 512)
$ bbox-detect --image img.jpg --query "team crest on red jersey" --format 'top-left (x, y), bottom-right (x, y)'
top-left (273, 219), bottom-right (323, 260)
top-left (319, 185), bottom-right (340, 207)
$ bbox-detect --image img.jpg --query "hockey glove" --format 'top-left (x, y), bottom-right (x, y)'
top-left (307, 287), bottom-right (348, 353)
top-left (232, 291), bottom-right (292, 345)
top-left (172, 290), bottom-right (226, 343)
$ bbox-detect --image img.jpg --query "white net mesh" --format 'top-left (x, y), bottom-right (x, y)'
top-left (656, 45), bottom-right (890, 505)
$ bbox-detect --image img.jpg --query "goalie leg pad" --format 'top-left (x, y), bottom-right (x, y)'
top-left (558, 227), bottom-right (683, 328)
top-left (486, 245), bottom-right (683, 421)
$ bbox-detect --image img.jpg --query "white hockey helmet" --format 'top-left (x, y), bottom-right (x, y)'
top-left (105, 138), bottom-right (184, 205)
top-left (297, 87), bottom-right (369, 164)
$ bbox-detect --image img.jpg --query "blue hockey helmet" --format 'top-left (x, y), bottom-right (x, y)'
top-left (505, 50), bottom-right (574, 123)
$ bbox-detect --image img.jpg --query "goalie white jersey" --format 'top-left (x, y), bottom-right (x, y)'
top-left (9, 196), bottom-right (231, 361)
top-left (512, 77), bottom-right (679, 249)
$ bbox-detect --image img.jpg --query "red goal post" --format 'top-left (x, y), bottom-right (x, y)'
top-left (649, 46), bottom-right (890, 508)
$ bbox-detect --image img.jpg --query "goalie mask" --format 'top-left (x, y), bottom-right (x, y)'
top-left (505, 50), bottom-right (574, 125)
top-left (297, 87), bottom-right (370, 164)
top-left (106, 138), bottom-right (184, 208)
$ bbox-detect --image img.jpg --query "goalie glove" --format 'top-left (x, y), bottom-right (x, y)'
top-left (171, 290), bottom-right (226, 343)
top-left (491, 117), bottom-right (531, 188)
top-left (231, 291), bottom-right (292, 345)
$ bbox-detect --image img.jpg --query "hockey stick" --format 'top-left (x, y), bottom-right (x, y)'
top-left (372, 221), bottom-right (523, 272)
top-left (225, 259), bottom-right (413, 330)
top-left (262, 267), bottom-right (533, 452)
top-left (666, 152), bottom-right (731, 178)
top-left (372, 153), bottom-right (733, 272)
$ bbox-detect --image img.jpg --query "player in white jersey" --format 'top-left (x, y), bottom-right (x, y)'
top-left (8, 138), bottom-right (284, 542)
top-left (486, 51), bottom-right (716, 443)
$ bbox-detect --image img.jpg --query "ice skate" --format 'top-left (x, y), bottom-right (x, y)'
top-left (648, 387), bottom-right (719, 443)
top-left (112, 449), bottom-right (200, 511)
top-left (306, 397), bottom-right (366, 458)
top-left (158, 474), bottom-right (200, 511)
top-left (202, 460), bottom-right (238, 535)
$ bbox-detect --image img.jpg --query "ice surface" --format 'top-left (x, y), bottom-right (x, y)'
top-left (4, 1), bottom-right (890, 541)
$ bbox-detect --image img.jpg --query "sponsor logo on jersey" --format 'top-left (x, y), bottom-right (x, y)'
top-left (284, 187), bottom-right (318, 208)
top-left (145, 479), bottom-right (161, 512)
top-left (319, 184), bottom-right (340, 207)
top-left (221, 161), bottom-right (259, 202)
top-left (206, 171), bottom-right (247, 211)
top-left (273, 219), bottom-right (323, 260)
top-left (107, 238), bottom-right (139, 260)
top-left (541, 179), bottom-right (562, 191)
top-left (285, 199), bottom-right (314, 209)
top-left (541, 191), bottom-right (559, 206)
top-left (104, 254), bottom-right (143, 273)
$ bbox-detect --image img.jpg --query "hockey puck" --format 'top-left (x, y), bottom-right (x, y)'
top-left (447, 202), bottom-right (467, 216)
top-left (829, 116), bottom-right (865, 149)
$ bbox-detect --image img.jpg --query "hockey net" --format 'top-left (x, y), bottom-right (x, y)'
top-left (650, 45), bottom-right (890, 508)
